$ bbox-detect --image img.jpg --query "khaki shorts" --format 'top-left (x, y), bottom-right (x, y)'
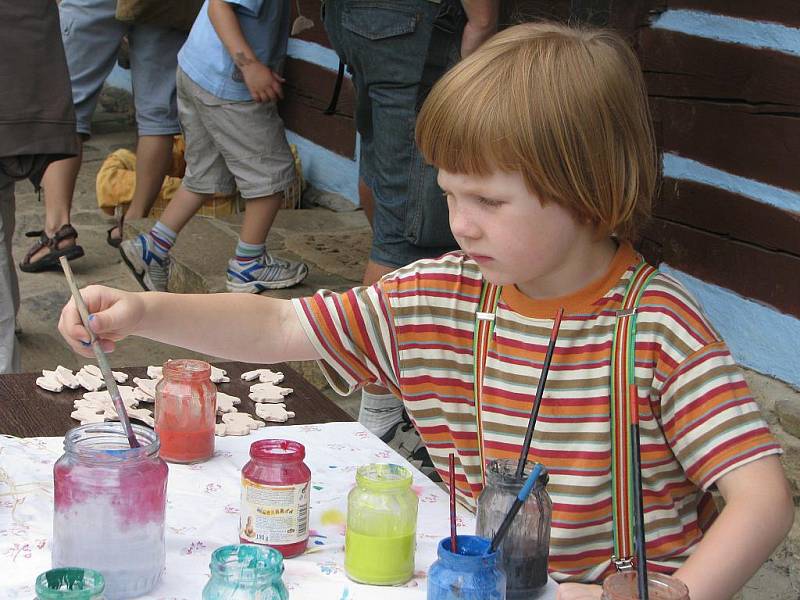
top-left (176, 67), bottom-right (295, 199)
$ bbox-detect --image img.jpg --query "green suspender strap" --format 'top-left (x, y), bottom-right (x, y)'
top-left (610, 261), bottom-right (658, 571)
top-left (472, 281), bottom-right (502, 487)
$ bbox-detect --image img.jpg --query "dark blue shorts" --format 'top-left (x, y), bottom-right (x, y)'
top-left (324, 0), bottom-right (459, 268)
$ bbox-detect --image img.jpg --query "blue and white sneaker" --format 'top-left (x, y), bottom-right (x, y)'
top-left (226, 252), bottom-right (308, 292)
top-left (120, 234), bottom-right (170, 292)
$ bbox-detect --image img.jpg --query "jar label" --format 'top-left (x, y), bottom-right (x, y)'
top-left (240, 477), bottom-right (310, 545)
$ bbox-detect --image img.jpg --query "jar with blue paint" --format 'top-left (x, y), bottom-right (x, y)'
top-left (427, 535), bottom-right (506, 600)
top-left (202, 544), bottom-right (288, 600)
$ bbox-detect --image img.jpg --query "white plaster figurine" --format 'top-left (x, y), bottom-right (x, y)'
top-left (216, 391), bottom-right (241, 414)
top-left (249, 382), bottom-right (293, 403)
top-left (240, 368), bottom-right (284, 384)
top-left (254, 403), bottom-right (295, 423)
top-left (215, 412), bottom-right (264, 436)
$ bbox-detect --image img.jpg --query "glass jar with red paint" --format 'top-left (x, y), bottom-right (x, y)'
top-left (240, 439), bottom-right (311, 558)
top-left (52, 423), bottom-right (168, 599)
top-left (154, 359), bottom-right (217, 464)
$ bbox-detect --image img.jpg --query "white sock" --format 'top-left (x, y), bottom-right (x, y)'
top-left (358, 389), bottom-right (404, 439)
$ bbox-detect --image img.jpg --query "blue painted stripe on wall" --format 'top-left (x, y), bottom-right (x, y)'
top-left (287, 38), bottom-right (343, 73)
top-left (287, 131), bottom-right (359, 204)
top-left (662, 153), bottom-right (800, 214)
top-left (652, 9), bottom-right (800, 57)
top-left (660, 264), bottom-right (800, 387)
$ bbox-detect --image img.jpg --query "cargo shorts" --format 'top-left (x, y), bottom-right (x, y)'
top-left (177, 68), bottom-right (296, 199)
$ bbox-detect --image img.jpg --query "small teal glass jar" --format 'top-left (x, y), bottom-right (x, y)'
top-left (202, 545), bottom-right (288, 600)
top-left (427, 535), bottom-right (506, 600)
top-left (35, 568), bottom-right (105, 599)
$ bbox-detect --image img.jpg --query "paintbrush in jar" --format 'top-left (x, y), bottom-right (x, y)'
top-left (59, 256), bottom-right (140, 448)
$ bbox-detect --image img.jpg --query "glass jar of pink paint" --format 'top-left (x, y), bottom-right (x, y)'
top-left (52, 423), bottom-right (168, 599)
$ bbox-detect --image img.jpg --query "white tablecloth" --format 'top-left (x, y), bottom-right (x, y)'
top-left (0, 422), bottom-right (557, 599)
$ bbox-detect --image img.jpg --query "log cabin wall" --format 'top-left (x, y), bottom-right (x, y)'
top-left (282, 1), bottom-right (358, 203)
top-left (284, 1), bottom-right (800, 386)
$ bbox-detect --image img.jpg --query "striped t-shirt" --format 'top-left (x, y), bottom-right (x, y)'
top-left (293, 243), bottom-right (780, 582)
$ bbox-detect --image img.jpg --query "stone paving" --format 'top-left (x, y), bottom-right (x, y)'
top-left (9, 126), bottom-right (799, 600)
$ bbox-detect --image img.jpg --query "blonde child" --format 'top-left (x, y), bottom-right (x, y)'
top-left (60, 22), bottom-right (792, 600)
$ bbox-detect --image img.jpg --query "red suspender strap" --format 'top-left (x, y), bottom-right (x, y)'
top-left (473, 281), bottom-right (502, 487)
top-left (610, 261), bottom-right (658, 571)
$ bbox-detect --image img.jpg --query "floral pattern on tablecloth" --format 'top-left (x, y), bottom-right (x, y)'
top-left (0, 423), bottom-right (555, 599)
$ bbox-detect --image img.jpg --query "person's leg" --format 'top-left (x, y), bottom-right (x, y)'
top-left (110, 20), bottom-right (186, 245)
top-left (25, 0), bottom-right (127, 264)
top-left (195, 85), bottom-right (306, 292)
top-left (0, 184), bottom-right (21, 373)
top-left (107, 135), bottom-right (174, 243)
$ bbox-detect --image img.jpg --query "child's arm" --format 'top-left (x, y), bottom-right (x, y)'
top-left (672, 455), bottom-right (794, 600)
top-left (556, 455), bottom-right (794, 600)
top-left (460, 1), bottom-right (499, 57)
top-left (207, 0), bottom-right (284, 103)
top-left (58, 286), bottom-right (320, 364)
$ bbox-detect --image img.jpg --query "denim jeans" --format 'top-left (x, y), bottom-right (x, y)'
top-left (324, 0), bottom-right (460, 268)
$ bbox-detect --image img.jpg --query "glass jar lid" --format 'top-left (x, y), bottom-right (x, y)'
top-left (64, 422), bottom-right (160, 463)
top-left (35, 568), bottom-right (105, 599)
top-left (355, 463), bottom-right (412, 491)
top-left (249, 439), bottom-right (305, 462)
top-left (210, 544), bottom-right (284, 584)
top-left (163, 359), bottom-right (211, 381)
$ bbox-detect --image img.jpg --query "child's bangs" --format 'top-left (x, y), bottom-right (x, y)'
top-left (416, 56), bottom-right (523, 177)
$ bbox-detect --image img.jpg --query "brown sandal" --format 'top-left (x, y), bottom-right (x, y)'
top-left (106, 204), bottom-right (125, 248)
top-left (19, 224), bottom-right (84, 273)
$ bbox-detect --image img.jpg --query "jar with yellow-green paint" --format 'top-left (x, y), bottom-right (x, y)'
top-left (345, 463), bottom-right (418, 585)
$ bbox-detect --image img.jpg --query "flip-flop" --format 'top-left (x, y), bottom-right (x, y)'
top-left (19, 224), bottom-right (84, 273)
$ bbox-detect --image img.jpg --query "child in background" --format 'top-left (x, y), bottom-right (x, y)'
top-left (62, 23), bottom-right (793, 600)
top-left (120, 0), bottom-right (307, 293)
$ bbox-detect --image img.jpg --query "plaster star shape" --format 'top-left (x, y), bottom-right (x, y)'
top-left (36, 374), bottom-right (63, 393)
top-left (248, 382), bottom-right (293, 403)
top-left (210, 365), bottom-right (230, 383)
top-left (240, 369), bottom-right (284, 384)
top-left (55, 365), bottom-right (80, 389)
top-left (216, 391), bottom-right (241, 414)
top-left (133, 377), bottom-right (158, 398)
top-left (76, 369), bottom-right (105, 392)
top-left (254, 403), bottom-right (295, 423)
top-left (216, 412), bottom-right (264, 436)
top-left (146, 365), bottom-right (163, 379)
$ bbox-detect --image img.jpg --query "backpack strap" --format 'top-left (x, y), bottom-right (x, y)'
top-left (610, 261), bottom-right (658, 571)
top-left (473, 281), bottom-right (502, 487)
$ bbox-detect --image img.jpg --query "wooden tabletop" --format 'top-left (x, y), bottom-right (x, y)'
top-left (0, 361), bottom-right (353, 438)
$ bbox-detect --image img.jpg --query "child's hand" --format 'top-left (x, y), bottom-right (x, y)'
top-left (556, 582), bottom-right (603, 600)
top-left (58, 285), bottom-right (145, 357)
top-left (241, 62), bottom-right (285, 103)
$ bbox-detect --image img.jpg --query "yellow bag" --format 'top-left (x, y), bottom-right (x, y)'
top-left (96, 135), bottom-right (302, 217)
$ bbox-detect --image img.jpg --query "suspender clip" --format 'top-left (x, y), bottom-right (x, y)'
top-left (476, 311), bottom-right (496, 322)
top-left (616, 308), bottom-right (636, 318)
top-left (611, 555), bottom-right (635, 572)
